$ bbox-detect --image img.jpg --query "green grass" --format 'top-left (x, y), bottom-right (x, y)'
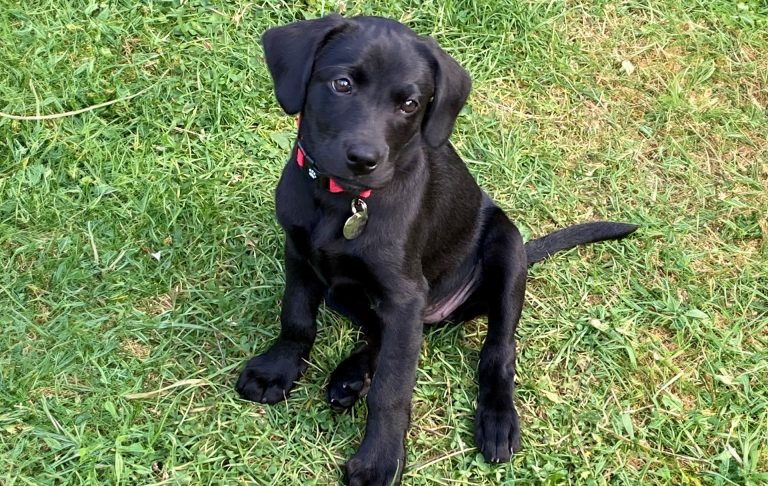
top-left (1, 1), bottom-right (766, 484)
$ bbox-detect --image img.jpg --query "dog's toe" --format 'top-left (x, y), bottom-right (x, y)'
top-left (328, 375), bottom-right (370, 411)
top-left (329, 395), bottom-right (354, 410)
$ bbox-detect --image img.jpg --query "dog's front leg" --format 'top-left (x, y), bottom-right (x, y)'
top-left (475, 209), bottom-right (527, 463)
top-left (344, 293), bottom-right (425, 486)
top-left (236, 238), bottom-right (325, 404)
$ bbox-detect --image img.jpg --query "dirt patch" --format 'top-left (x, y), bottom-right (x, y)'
top-left (122, 338), bottom-right (151, 359)
top-left (138, 293), bottom-right (174, 316)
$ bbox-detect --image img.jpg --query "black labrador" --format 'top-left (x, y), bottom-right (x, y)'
top-left (235, 15), bottom-right (637, 485)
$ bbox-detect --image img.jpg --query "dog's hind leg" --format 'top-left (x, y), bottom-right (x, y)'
top-left (327, 339), bottom-right (379, 411)
top-left (474, 208), bottom-right (527, 463)
top-left (324, 293), bottom-right (382, 411)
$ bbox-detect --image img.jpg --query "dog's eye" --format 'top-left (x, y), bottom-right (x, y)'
top-left (332, 78), bottom-right (352, 93)
top-left (400, 99), bottom-right (419, 114)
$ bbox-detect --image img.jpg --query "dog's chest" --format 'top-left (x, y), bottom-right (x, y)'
top-left (305, 225), bottom-right (384, 319)
top-left (278, 196), bottom-right (379, 289)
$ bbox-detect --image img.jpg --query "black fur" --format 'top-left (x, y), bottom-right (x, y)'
top-left (235, 15), bottom-right (637, 485)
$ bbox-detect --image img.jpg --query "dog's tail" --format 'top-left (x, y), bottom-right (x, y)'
top-left (525, 221), bottom-right (638, 266)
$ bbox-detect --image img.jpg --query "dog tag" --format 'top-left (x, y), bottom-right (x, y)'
top-left (343, 198), bottom-right (368, 240)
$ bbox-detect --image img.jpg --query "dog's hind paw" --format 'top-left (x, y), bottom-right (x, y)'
top-left (474, 403), bottom-right (521, 463)
top-left (327, 350), bottom-right (374, 411)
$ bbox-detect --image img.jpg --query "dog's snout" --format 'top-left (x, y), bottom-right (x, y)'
top-left (346, 145), bottom-right (381, 175)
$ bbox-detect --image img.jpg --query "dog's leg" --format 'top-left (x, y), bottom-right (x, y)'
top-left (327, 339), bottom-right (379, 411)
top-left (236, 239), bottom-right (325, 404)
top-left (474, 209), bottom-right (527, 463)
top-left (344, 294), bottom-right (424, 486)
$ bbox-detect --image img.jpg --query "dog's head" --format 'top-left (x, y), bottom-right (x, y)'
top-left (262, 15), bottom-right (471, 190)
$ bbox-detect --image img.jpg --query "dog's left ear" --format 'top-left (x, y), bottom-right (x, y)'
top-left (420, 38), bottom-right (472, 148)
top-left (262, 14), bottom-right (348, 114)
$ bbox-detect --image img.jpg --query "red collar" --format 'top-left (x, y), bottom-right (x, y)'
top-left (295, 116), bottom-right (372, 199)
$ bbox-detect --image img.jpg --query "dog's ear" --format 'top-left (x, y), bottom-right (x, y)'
top-left (421, 39), bottom-right (472, 148)
top-left (262, 14), bottom-right (348, 114)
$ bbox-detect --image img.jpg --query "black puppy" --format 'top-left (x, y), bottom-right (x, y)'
top-left (236, 15), bottom-right (637, 485)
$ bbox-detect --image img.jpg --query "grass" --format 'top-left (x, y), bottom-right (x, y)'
top-left (1, 0), bottom-right (766, 484)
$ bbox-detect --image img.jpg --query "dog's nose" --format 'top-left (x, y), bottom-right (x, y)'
top-left (346, 145), bottom-right (380, 175)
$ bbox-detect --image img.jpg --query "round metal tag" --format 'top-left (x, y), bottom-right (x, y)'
top-left (343, 199), bottom-right (369, 240)
top-left (343, 212), bottom-right (367, 239)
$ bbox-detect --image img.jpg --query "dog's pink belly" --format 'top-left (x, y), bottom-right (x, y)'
top-left (422, 265), bottom-right (481, 323)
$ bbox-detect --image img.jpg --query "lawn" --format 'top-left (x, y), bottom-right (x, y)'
top-left (1, 1), bottom-right (766, 484)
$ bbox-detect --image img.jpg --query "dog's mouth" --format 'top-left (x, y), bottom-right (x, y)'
top-left (336, 172), bottom-right (395, 193)
top-left (311, 161), bottom-right (393, 192)
top-left (331, 176), bottom-right (369, 191)
top-left (328, 173), bottom-right (384, 191)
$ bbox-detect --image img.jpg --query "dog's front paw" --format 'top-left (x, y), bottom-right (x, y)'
top-left (235, 347), bottom-right (308, 404)
top-left (344, 446), bottom-right (405, 486)
top-left (475, 403), bottom-right (521, 463)
top-left (327, 352), bottom-right (373, 411)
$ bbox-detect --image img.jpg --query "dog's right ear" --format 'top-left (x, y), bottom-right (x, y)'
top-left (262, 14), bottom-right (348, 115)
